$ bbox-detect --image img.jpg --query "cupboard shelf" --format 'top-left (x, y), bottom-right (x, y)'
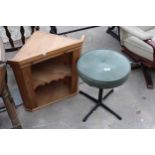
top-left (35, 79), bottom-right (71, 107)
top-left (32, 60), bottom-right (71, 89)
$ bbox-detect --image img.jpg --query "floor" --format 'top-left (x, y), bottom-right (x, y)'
top-left (1, 26), bottom-right (155, 129)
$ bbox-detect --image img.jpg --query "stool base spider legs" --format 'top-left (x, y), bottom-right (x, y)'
top-left (79, 89), bottom-right (122, 122)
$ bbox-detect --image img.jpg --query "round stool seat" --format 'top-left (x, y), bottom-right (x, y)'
top-left (77, 50), bottom-right (131, 89)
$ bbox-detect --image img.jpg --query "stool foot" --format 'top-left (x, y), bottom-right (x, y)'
top-left (100, 103), bottom-right (122, 120)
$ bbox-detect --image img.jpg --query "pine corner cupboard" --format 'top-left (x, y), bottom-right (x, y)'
top-left (8, 31), bottom-right (84, 111)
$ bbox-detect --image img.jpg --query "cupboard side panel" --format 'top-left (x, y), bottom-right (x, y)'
top-left (70, 47), bottom-right (82, 93)
top-left (10, 63), bottom-right (37, 110)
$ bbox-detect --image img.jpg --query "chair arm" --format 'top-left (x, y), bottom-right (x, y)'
top-left (146, 40), bottom-right (155, 51)
top-left (123, 36), bottom-right (154, 61)
top-left (120, 26), bottom-right (154, 40)
top-left (124, 36), bottom-right (154, 53)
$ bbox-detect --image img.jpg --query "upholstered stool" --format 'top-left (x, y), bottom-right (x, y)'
top-left (77, 49), bottom-right (131, 122)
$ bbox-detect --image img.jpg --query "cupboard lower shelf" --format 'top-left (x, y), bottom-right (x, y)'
top-left (32, 60), bottom-right (71, 89)
top-left (25, 79), bottom-right (77, 111)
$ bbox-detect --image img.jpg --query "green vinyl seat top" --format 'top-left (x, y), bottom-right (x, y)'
top-left (77, 49), bottom-right (131, 89)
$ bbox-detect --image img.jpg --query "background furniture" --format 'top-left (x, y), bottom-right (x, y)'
top-left (77, 49), bottom-right (131, 122)
top-left (1, 26), bottom-right (57, 52)
top-left (8, 31), bottom-right (84, 111)
top-left (120, 26), bottom-right (155, 89)
top-left (57, 26), bottom-right (99, 35)
top-left (106, 26), bottom-right (120, 41)
top-left (1, 26), bottom-right (98, 53)
top-left (0, 37), bottom-right (22, 128)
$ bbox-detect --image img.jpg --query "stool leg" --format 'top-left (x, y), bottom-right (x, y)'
top-left (80, 88), bottom-right (122, 122)
top-left (100, 103), bottom-right (122, 120)
top-left (79, 91), bottom-right (98, 103)
top-left (99, 89), bottom-right (122, 120)
top-left (82, 104), bottom-right (99, 122)
top-left (102, 89), bottom-right (114, 100)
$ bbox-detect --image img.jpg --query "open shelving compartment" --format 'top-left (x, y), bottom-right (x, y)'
top-left (31, 52), bottom-right (73, 108)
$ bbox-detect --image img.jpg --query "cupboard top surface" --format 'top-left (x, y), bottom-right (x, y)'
top-left (8, 31), bottom-right (83, 65)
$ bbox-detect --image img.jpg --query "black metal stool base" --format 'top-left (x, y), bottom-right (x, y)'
top-left (79, 89), bottom-right (122, 122)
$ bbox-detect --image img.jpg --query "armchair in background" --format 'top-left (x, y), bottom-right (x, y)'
top-left (120, 26), bottom-right (155, 89)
